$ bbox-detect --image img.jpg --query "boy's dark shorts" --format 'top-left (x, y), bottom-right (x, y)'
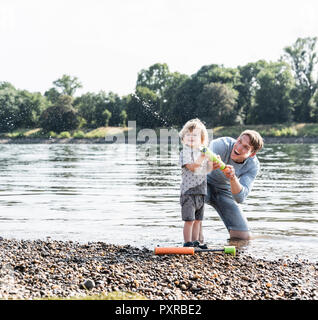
top-left (180, 194), bottom-right (205, 221)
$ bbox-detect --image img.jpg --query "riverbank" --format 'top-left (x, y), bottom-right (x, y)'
top-left (1, 136), bottom-right (318, 144)
top-left (0, 238), bottom-right (317, 300)
top-left (1, 123), bottom-right (318, 144)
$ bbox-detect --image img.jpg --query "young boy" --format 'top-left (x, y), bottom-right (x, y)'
top-left (179, 118), bottom-right (213, 248)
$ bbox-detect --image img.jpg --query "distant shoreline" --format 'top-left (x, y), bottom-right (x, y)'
top-left (0, 136), bottom-right (318, 144)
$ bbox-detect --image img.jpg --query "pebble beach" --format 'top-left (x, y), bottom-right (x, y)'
top-left (0, 238), bottom-right (317, 300)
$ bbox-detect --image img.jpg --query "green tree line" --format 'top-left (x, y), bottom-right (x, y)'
top-left (1, 37), bottom-right (318, 133)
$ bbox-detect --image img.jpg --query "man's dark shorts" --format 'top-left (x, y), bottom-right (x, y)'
top-left (180, 194), bottom-right (205, 221)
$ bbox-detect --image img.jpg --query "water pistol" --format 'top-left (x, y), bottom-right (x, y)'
top-left (199, 146), bottom-right (229, 173)
top-left (154, 245), bottom-right (236, 256)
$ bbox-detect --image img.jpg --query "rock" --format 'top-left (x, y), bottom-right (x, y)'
top-left (80, 279), bottom-right (95, 290)
top-left (0, 238), bottom-right (317, 300)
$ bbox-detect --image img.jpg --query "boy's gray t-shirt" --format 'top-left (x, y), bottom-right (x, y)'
top-left (207, 137), bottom-right (260, 203)
top-left (179, 145), bottom-right (208, 195)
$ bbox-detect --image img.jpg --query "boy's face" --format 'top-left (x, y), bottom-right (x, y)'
top-left (183, 129), bottom-right (202, 148)
top-left (230, 134), bottom-right (256, 163)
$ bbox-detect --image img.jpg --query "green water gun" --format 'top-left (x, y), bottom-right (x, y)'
top-left (200, 146), bottom-right (229, 172)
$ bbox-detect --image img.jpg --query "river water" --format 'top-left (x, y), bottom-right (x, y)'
top-left (0, 143), bottom-right (317, 261)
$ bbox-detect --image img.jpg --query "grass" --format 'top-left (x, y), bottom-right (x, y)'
top-left (1, 123), bottom-right (318, 140)
top-left (0, 126), bottom-right (130, 139)
top-left (212, 122), bottom-right (318, 138)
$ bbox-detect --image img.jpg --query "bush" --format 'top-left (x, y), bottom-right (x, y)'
top-left (7, 131), bottom-right (25, 138)
top-left (73, 130), bottom-right (86, 139)
top-left (58, 131), bottom-right (71, 138)
top-left (48, 131), bottom-right (57, 138)
top-left (39, 95), bottom-right (79, 133)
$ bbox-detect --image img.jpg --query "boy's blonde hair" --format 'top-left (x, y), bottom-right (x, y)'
top-left (179, 118), bottom-right (209, 146)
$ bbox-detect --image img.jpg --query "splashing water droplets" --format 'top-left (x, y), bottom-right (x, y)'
top-left (132, 93), bottom-right (170, 128)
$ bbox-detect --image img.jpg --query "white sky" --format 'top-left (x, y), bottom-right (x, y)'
top-left (0, 0), bottom-right (317, 96)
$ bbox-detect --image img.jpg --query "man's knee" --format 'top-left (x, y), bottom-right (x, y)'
top-left (229, 229), bottom-right (252, 240)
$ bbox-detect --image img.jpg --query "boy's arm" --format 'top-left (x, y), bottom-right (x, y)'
top-left (185, 154), bottom-right (206, 172)
top-left (205, 160), bottom-right (214, 173)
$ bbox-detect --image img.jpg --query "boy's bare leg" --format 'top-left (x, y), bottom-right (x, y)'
top-left (191, 220), bottom-right (201, 241)
top-left (198, 221), bottom-right (204, 243)
top-left (183, 221), bottom-right (194, 243)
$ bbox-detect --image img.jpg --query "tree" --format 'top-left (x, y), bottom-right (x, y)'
top-left (0, 83), bottom-right (47, 131)
top-left (136, 63), bottom-right (190, 128)
top-left (281, 37), bottom-right (318, 122)
top-left (236, 60), bottom-right (267, 124)
top-left (119, 110), bottom-right (127, 127)
top-left (167, 64), bottom-right (240, 127)
top-left (126, 86), bottom-right (161, 128)
top-left (73, 92), bottom-right (98, 127)
top-left (249, 62), bottom-right (295, 124)
top-left (197, 82), bottom-right (239, 127)
top-left (52, 74), bottom-right (83, 96)
top-left (74, 91), bottom-right (125, 127)
top-left (194, 64), bottom-right (240, 87)
top-left (136, 63), bottom-right (174, 98)
top-left (98, 92), bottom-right (124, 126)
top-left (39, 95), bottom-right (79, 132)
top-left (160, 72), bottom-right (189, 127)
top-left (17, 90), bottom-right (48, 128)
top-left (0, 84), bottom-right (20, 132)
top-left (102, 109), bottom-right (112, 126)
top-left (310, 90), bottom-right (318, 121)
top-left (165, 77), bottom-right (198, 127)
top-left (44, 87), bottom-right (60, 104)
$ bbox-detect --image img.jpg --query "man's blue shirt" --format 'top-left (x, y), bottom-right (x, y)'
top-left (207, 137), bottom-right (260, 203)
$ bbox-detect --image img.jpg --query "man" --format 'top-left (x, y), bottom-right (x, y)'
top-left (200, 130), bottom-right (264, 241)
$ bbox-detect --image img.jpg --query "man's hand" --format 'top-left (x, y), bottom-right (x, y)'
top-left (211, 157), bottom-right (242, 194)
top-left (212, 155), bottom-right (222, 170)
top-left (224, 165), bottom-right (243, 194)
top-left (223, 165), bottom-right (236, 180)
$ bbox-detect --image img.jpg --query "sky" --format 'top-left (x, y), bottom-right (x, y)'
top-left (0, 0), bottom-right (317, 97)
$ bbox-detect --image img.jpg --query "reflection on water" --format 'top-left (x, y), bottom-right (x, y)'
top-left (0, 143), bottom-right (317, 261)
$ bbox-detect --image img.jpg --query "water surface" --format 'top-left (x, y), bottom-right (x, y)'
top-left (0, 143), bottom-right (317, 261)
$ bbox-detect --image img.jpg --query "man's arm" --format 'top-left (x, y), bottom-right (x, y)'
top-left (224, 165), bottom-right (258, 203)
top-left (229, 175), bottom-right (243, 195)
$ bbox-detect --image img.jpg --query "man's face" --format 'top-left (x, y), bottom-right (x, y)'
top-left (230, 134), bottom-right (256, 163)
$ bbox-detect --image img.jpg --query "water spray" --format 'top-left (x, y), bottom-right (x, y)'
top-left (132, 93), bottom-right (170, 128)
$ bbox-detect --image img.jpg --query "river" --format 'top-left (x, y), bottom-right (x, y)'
top-left (0, 142), bottom-right (317, 261)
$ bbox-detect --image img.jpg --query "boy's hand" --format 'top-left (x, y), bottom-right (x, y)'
top-left (185, 154), bottom-right (206, 172)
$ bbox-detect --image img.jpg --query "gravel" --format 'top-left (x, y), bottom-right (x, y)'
top-left (0, 238), bottom-right (317, 300)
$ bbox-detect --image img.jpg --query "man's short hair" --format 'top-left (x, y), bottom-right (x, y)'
top-left (239, 130), bottom-right (264, 153)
